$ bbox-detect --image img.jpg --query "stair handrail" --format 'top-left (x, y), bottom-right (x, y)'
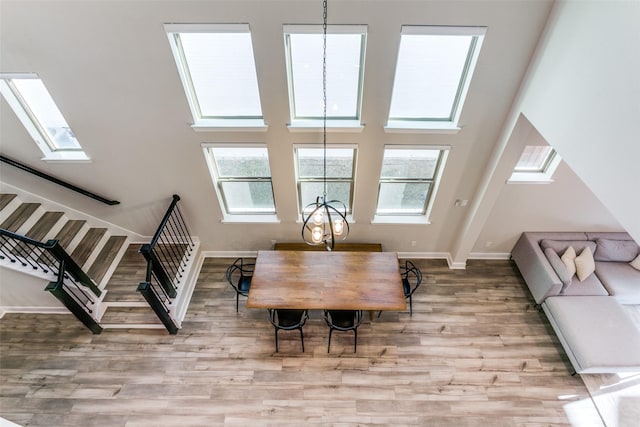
top-left (149, 194), bottom-right (181, 247)
top-left (46, 260), bottom-right (103, 334)
top-left (1, 227), bottom-right (103, 333)
top-left (0, 228), bottom-right (101, 297)
top-left (0, 155), bottom-right (120, 206)
top-left (138, 194), bottom-right (195, 334)
top-left (137, 263), bottom-right (179, 335)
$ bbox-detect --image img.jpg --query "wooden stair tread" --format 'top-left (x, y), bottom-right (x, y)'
top-left (100, 306), bottom-right (162, 325)
top-left (0, 203), bottom-right (40, 231)
top-left (25, 211), bottom-right (64, 241)
top-left (71, 227), bottom-right (106, 266)
top-left (54, 219), bottom-right (86, 248)
top-left (103, 289), bottom-right (147, 303)
top-left (87, 235), bottom-right (127, 284)
top-left (103, 244), bottom-right (148, 303)
top-left (0, 194), bottom-right (17, 211)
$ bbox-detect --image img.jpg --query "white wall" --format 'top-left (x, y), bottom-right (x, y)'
top-left (474, 161), bottom-right (623, 254)
top-left (0, 268), bottom-right (63, 315)
top-left (520, 0), bottom-right (640, 242)
top-left (0, 0), bottom-right (554, 257)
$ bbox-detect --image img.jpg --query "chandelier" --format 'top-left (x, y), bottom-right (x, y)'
top-left (301, 0), bottom-right (349, 251)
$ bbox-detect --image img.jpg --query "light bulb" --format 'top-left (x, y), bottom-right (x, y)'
top-left (312, 209), bottom-right (324, 225)
top-left (311, 226), bottom-right (323, 243)
top-left (333, 218), bottom-right (343, 236)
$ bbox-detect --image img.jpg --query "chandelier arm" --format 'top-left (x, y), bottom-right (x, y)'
top-left (325, 200), bottom-right (348, 216)
top-left (324, 204), bottom-right (335, 251)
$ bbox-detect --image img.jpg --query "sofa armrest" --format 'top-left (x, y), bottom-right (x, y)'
top-left (511, 232), bottom-right (565, 304)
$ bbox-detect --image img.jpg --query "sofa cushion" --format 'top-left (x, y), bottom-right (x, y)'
top-left (544, 248), bottom-right (573, 289)
top-left (575, 246), bottom-right (595, 282)
top-left (586, 232), bottom-right (633, 241)
top-left (594, 238), bottom-right (640, 262)
top-left (631, 254), bottom-right (640, 271)
top-left (543, 296), bottom-right (640, 373)
top-left (559, 273), bottom-right (609, 297)
top-left (595, 261), bottom-right (640, 304)
top-left (540, 239), bottom-right (596, 256)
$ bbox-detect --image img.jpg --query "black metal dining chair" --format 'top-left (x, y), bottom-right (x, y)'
top-left (268, 309), bottom-right (309, 352)
top-left (225, 257), bottom-right (254, 312)
top-left (379, 259), bottom-right (423, 318)
top-left (324, 309), bottom-right (363, 353)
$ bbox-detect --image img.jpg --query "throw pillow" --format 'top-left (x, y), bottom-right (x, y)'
top-left (630, 254), bottom-right (640, 271)
top-left (544, 247), bottom-right (573, 288)
top-left (594, 238), bottom-right (640, 262)
top-left (575, 246), bottom-right (595, 282)
top-left (560, 246), bottom-right (577, 278)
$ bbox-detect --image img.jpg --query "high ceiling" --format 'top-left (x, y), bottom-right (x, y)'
top-left (1, 1), bottom-right (577, 257)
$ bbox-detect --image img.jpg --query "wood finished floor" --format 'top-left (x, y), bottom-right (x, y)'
top-left (0, 257), bottom-right (604, 426)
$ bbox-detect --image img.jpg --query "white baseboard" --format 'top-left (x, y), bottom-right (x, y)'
top-left (469, 252), bottom-right (512, 260)
top-left (194, 250), bottom-right (512, 270)
top-left (200, 250), bottom-right (259, 258)
top-left (174, 241), bottom-right (204, 326)
top-left (0, 306), bottom-right (69, 318)
top-left (396, 251), bottom-right (449, 260)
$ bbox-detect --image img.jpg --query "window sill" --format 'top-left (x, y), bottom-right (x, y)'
top-left (371, 215), bottom-right (431, 225)
top-left (221, 214), bottom-right (280, 224)
top-left (288, 120), bottom-right (364, 133)
top-left (192, 119), bottom-right (268, 132)
top-left (384, 120), bottom-right (461, 134)
top-left (42, 152), bottom-right (91, 163)
top-left (506, 178), bottom-right (554, 184)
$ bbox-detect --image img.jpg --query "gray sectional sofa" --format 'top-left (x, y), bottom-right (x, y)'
top-left (512, 232), bottom-right (640, 374)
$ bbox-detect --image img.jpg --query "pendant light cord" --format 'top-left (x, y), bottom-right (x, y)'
top-left (322, 0), bottom-right (328, 199)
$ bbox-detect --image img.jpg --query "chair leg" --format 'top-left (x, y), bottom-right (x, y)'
top-left (274, 328), bottom-right (279, 352)
top-left (353, 329), bottom-right (358, 353)
top-left (327, 328), bottom-right (333, 353)
top-left (236, 294), bottom-right (239, 313)
top-left (409, 296), bottom-right (413, 316)
top-left (299, 328), bottom-right (305, 352)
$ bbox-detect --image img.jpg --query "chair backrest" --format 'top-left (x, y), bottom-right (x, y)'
top-left (268, 309), bottom-right (308, 329)
top-left (325, 310), bottom-right (363, 329)
top-left (401, 260), bottom-right (422, 298)
top-left (225, 257), bottom-right (254, 292)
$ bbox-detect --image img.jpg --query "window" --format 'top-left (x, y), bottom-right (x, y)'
top-left (203, 145), bottom-right (278, 222)
top-left (373, 146), bottom-right (449, 223)
top-left (386, 26), bottom-right (486, 133)
top-left (509, 145), bottom-right (561, 184)
top-left (295, 145), bottom-right (357, 217)
top-left (0, 74), bottom-right (89, 161)
top-left (284, 25), bottom-right (366, 130)
top-left (165, 24), bottom-right (266, 130)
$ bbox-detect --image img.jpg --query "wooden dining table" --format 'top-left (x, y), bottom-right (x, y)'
top-left (246, 250), bottom-right (407, 312)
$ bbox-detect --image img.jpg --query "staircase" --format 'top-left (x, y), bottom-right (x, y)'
top-left (0, 192), bottom-right (168, 331)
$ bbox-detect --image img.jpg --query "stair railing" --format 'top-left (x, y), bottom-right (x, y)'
top-left (137, 264), bottom-right (179, 335)
top-left (138, 195), bottom-right (195, 334)
top-left (0, 155), bottom-right (120, 205)
top-left (0, 229), bottom-right (103, 333)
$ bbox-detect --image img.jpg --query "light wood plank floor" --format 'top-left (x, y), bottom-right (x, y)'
top-left (1, 257), bottom-right (605, 426)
